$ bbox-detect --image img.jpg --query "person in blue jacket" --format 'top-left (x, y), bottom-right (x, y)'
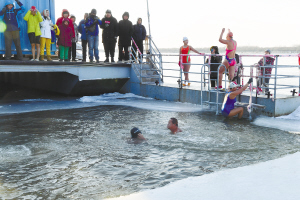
top-left (78, 13), bottom-right (88, 62)
top-left (0, 0), bottom-right (25, 60)
top-left (132, 18), bottom-right (146, 61)
top-left (85, 9), bottom-right (102, 63)
top-left (221, 78), bottom-right (252, 119)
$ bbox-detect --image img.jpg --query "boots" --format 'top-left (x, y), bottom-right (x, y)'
top-left (104, 57), bottom-right (109, 63)
top-left (47, 55), bottom-right (53, 62)
top-left (111, 57), bottom-right (115, 63)
top-left (39, 55), bottom-right (44, 61)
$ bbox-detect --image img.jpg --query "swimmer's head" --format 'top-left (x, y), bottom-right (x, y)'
top-left (168, 118), bottom-right (178, 129)
top-left (229, 81), bottom-right (238, 90)
top-left (131, 127), bottom-right (141, 138)
top-left (227, 30), bottom-right (233, 39)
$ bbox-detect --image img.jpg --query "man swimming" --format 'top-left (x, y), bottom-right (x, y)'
top-left (217, 28), bottom-right (237, 89)
top-left (167, 118), bottom-right (182, 134)
top-left (221, 78), bottom-right (253, 119)
top-left (130, 127), bottom-right (146, 140)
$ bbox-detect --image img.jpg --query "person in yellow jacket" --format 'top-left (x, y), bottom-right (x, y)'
top-left (24, 6), bottom-right (43, 61)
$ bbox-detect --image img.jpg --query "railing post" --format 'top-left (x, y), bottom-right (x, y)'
top-left (274, 56), bottom-right (278, 99)
top-left (159, 53), bottom-right (163, 83)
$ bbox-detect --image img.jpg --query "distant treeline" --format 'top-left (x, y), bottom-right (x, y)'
top-left (159, 46), bottom-right (300, 54)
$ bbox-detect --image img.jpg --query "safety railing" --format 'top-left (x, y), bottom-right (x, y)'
top-left (146, 53), bottom-right (300, 114)
top-left (129, 37), bottom-right (163, 85)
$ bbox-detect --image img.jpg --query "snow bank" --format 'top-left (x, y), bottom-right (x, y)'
top-left (107, 152), bottom-right (300, 200)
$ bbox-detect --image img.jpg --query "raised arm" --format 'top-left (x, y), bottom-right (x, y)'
top-left (230, 78), bottom-right (253, 98)
top-left (219, 28), bottom-right (229, 44)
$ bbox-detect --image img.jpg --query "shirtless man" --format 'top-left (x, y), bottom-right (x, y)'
top-left (167, 118), bottom-right (182, 134)
top-left (217, 28), bottom-right (237, 89)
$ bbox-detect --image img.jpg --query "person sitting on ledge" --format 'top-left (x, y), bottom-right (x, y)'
top-left (167, 118), bottom-right (182, 134)
top-left (221, 78), bottom-right (253, 119)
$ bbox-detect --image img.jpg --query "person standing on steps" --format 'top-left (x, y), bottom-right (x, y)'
top-left (101, 9), bottom-right (118, 63)
top-left (179, 37), bottom-right (203, 87)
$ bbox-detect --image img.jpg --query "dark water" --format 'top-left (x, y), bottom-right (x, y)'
top-left (1, 100), bottom-right (300, 199)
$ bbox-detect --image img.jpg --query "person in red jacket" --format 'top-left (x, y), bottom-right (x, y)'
top-left (57, 18), bottom-right (72, 61)
top-left (56, 9), bottom-right (75, 38)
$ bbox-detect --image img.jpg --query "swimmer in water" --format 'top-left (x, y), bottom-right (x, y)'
top-left (179, 37), bottom-right (203, 86)
top-left (167, 118), bottom-right (182, 134)
top-left (217, 28), bottom-right (237, 89)
top-left (221, 78), bottom-right (253, 119)
top-left (130, 127), bottom-right (146, 140)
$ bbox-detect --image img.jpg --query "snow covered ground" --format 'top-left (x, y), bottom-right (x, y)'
top-left (107, 106), bottom-right (300, 200)
top-left (107, 152), bottom-right (300, 200)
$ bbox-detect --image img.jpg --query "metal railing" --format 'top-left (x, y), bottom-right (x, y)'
top-left (142, 53), bottom-right (300, 114)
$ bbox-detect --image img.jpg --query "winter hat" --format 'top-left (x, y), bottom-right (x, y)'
top-left (183, 37), bottom-right (188, 42)
top-left (70, 14), bottom-right (76, 19)
top-left (106, 9), bottom-right (111, 14)
top-left (122, 12), bottom-right (129, 19)
top-left (31, 6), bottom-right (36, 10)
top-left (91, 9), bottom-right (97, 15)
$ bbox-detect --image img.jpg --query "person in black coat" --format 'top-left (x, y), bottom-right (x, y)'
top-left (206, 46), bottom-right (222, 88)
top-left (132, 18), bottom-right (146, 61)
top-left (118, 12), bottom-right (133, 62)
top-left (100, 9), bottom-right (118, 63)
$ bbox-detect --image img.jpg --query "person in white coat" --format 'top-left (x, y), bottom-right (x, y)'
top-left (40, 9), bottom-right (54, 61)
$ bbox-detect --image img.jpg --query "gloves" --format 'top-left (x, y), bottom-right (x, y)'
top-left (247, 78), bottom-right (253, 84)
top-left (49, 23), bottom-right (54, 27)
top-left (1, 7), bottom-right (6, 13)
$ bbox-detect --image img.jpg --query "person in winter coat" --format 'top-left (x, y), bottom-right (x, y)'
top-left (39, 9), bottom-right (55, 61)
top-left (100, 9), bottom-right (118, 63)
top-left (132, 18), bottom-right (146, 61)
top-left (24, 6), bottom-right (43, 61)
top-left (256, 49), bottom-right (275, 94)
top-left (0, 0), bottom-right (25, 60)
top-left (68, 14), bottom-right (78, 61)
top-left (57, 18), bottom-right (72, 61)
top-left (205, 46), bottom-right (222, 88)
top-left (118, 12), bottom-right (133, 62)
top-left (56, 9), bottom-right (75, 39)
top-left (78, 13), bottom-right (88, 62)
top-left (85, 9), bottom-right (102, 63)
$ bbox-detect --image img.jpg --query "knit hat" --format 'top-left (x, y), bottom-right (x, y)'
top-left (183, 37), bottom-right (188, 41)
top-left (31, 6), bottom-right (36, 10)
top-left (265, 49), bottom-right (271, 54)
top-left (70, 14), bottom-right (76, 19)
top-left (62, 18), bottom-right (70, 24)
top-left (106, 9), bottom-right (111, 14)
top-left (91, 9), bottom-right (97, 15)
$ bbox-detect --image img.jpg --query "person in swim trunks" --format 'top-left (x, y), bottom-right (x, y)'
top-left (179, 37), bottom-right (203, 86)
top-left (217, 28), bottom-right (237, 89)
top-left (167, 118), bottom-right (182, 134)
top-left (221, 78), bottom-right (252, 119)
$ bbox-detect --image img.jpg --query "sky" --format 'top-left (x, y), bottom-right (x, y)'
top-left (55, 0), bottom-right (300, 49)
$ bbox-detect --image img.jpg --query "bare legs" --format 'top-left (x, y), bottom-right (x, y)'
top-left (183, 63), bottom-right (191, 83)
top-left (218, 60), bottom-right (235, 87)
top-left (31, 44), bottom-right (40, 60)
top-left (228, 107), bottom-right (244, 119)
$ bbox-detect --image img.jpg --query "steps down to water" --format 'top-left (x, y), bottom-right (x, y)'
top-left (132, 63), bottom-right (161, 85)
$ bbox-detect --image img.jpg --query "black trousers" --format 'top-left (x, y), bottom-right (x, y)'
top-left (119, 44), bottom-right (129, 61)
top-left (81, 40), bottom-right (87, 61)
top-left (5, 30), bottom-right (23, 59)
top-left (68, 42), bottom-right (77, 60)
top-left (103, 40), bottom-right (116, 58)
top-left (132, 40), bottom-right (143, 60)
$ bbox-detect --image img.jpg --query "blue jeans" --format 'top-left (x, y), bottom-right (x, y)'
top-left (87, 35), bottom-right (99, 61)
